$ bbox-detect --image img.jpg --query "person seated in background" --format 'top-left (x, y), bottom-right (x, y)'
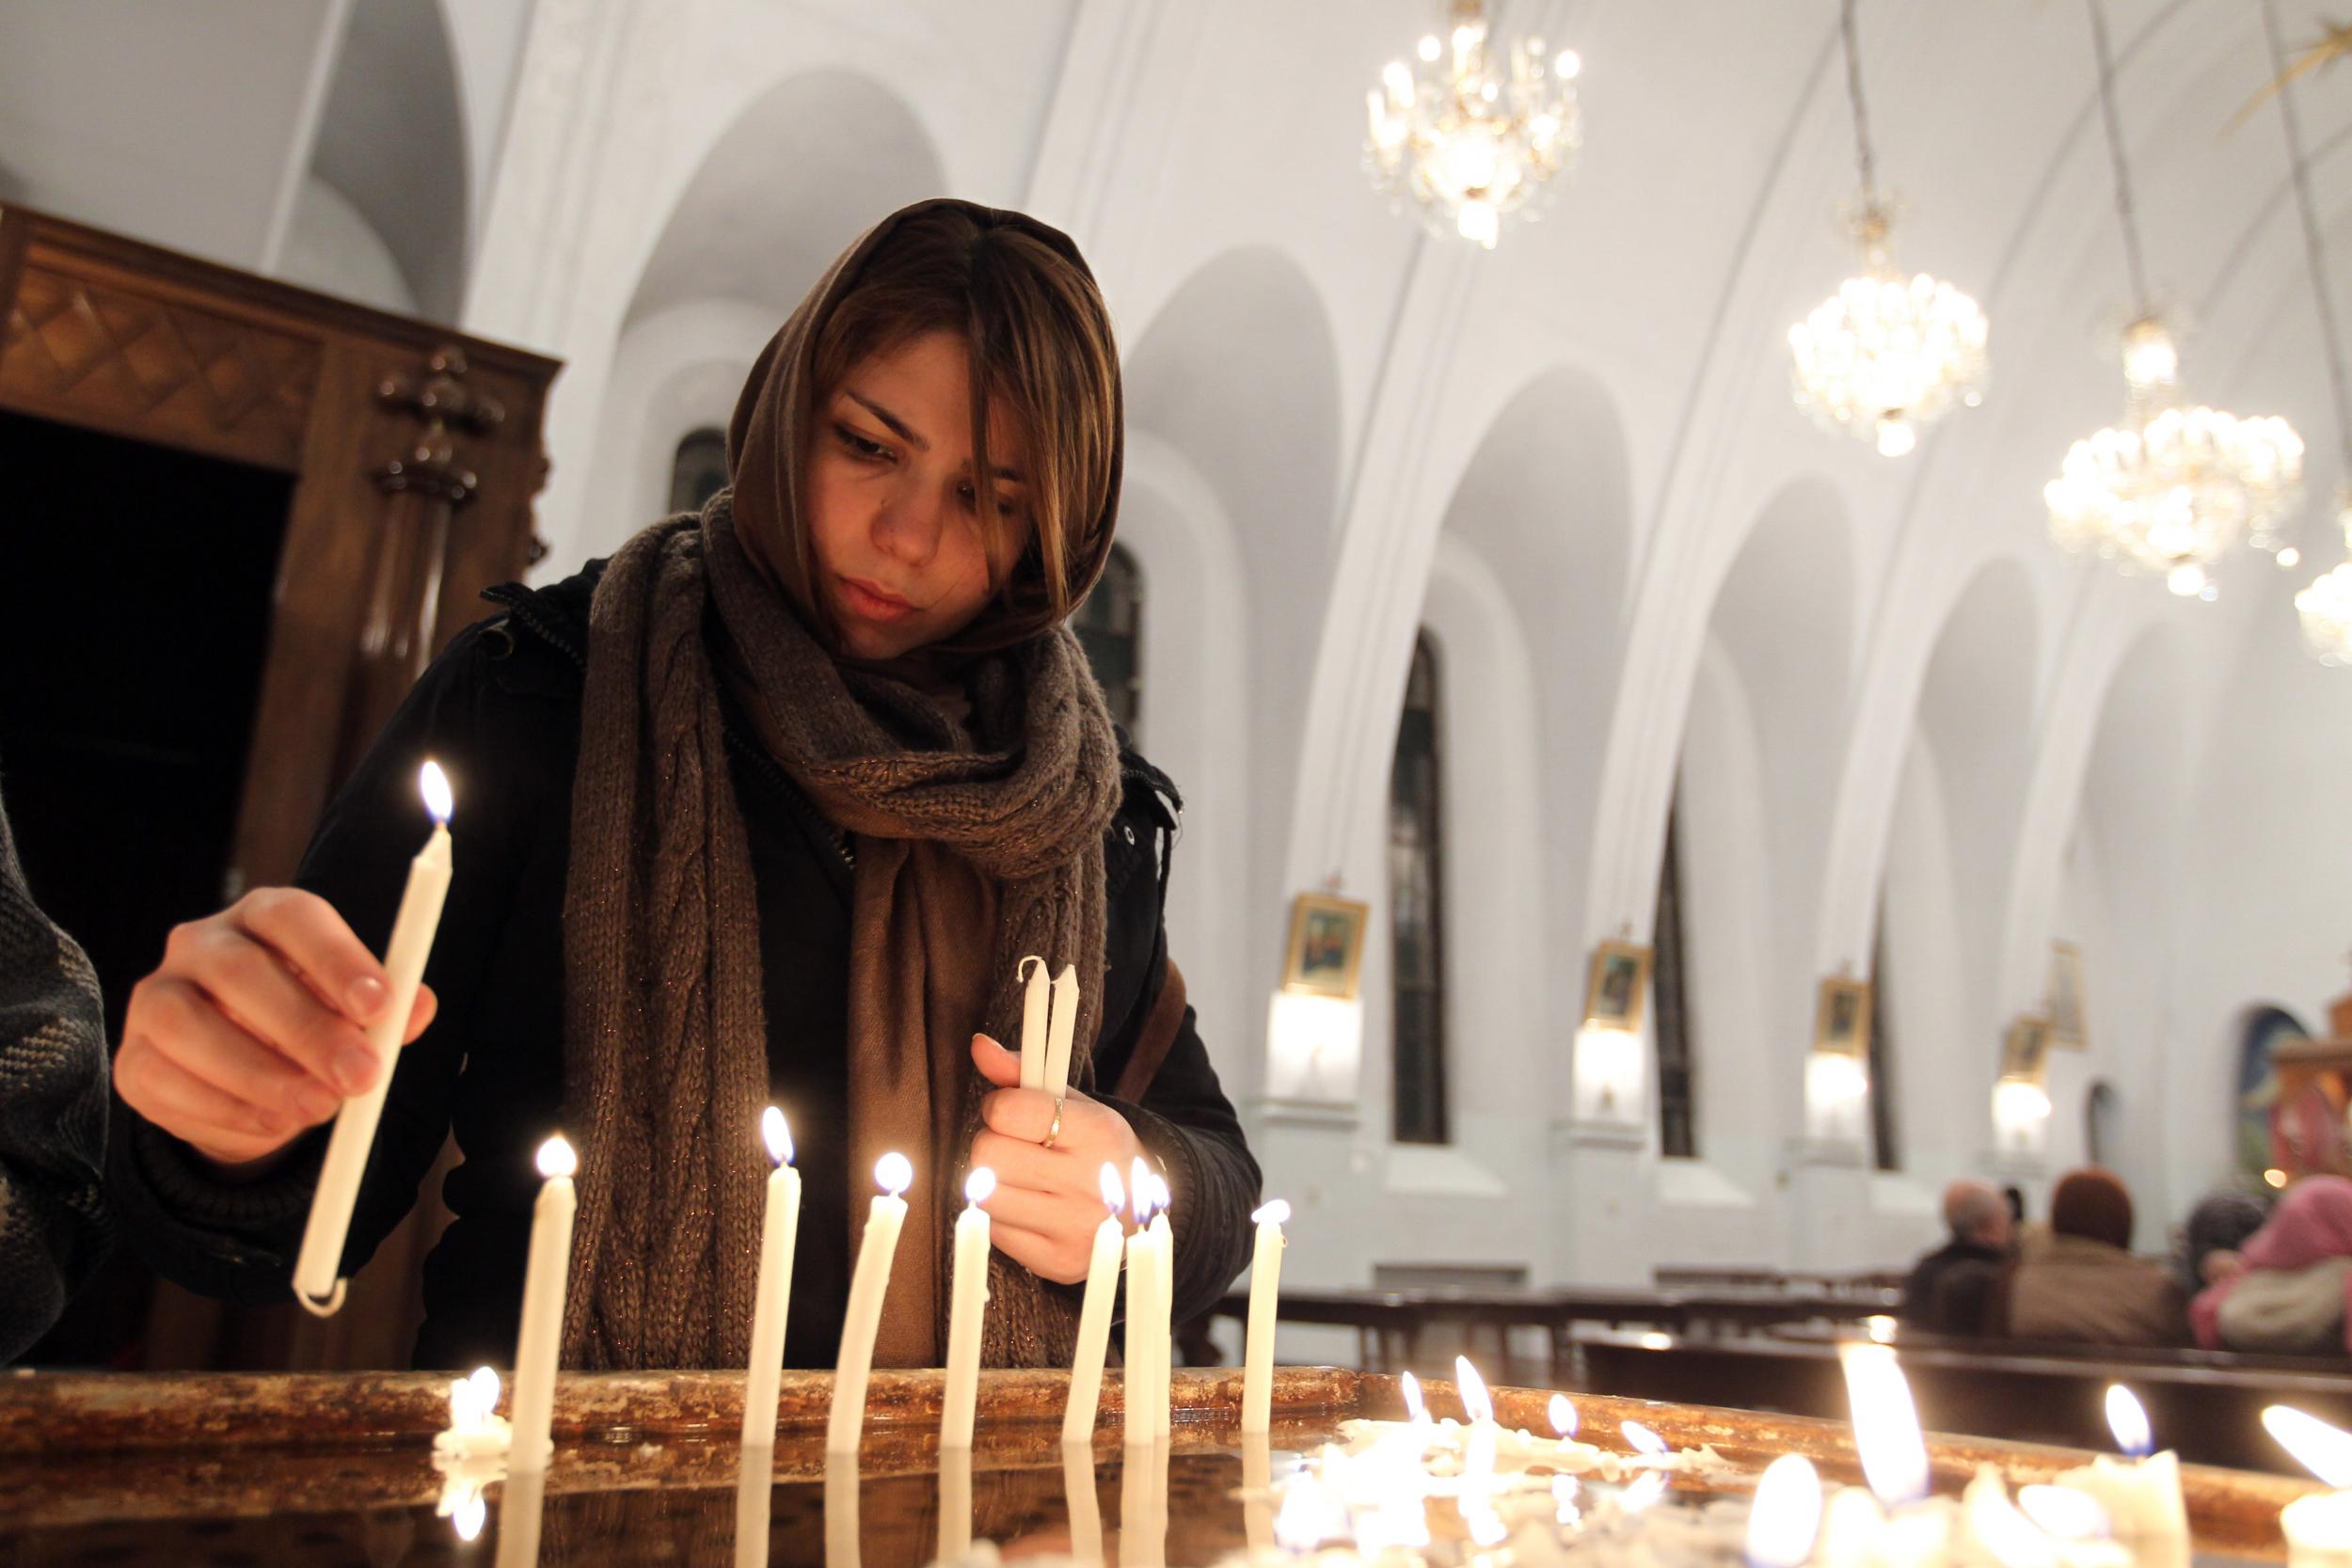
top-left (1995, 1167), bottom-right (2187, 1346)
top-left (2176, 1190), bottom-right (2269, 1293)
top-left (1899, 1178), bottom-right (2013, 1334)
top-left (2191, 1176), bottom-right (2352, 1355)
top-left (0, 781), bottom-right (110, 1360)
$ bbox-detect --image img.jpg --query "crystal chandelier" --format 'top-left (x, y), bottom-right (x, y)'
top-left (2046, 0), bottom-right (2303, 598)
top-left (1364, 0), bottom-right (1581, 251)
top-left (1788, 0), bottom-right (1989, 458)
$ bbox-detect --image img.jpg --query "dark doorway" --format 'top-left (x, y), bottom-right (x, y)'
top-left (0, 409), bottom-right (291, 1042)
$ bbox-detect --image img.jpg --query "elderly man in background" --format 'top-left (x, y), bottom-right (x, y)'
top-left (1900, 1178), bottom-right (2015, 1334)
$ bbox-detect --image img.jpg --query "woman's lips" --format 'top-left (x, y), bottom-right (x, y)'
top-left (837, 575), bottom-right (917, 624)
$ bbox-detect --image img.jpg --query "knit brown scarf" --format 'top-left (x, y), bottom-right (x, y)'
top-left (556, 201), bottom-right (1124, 1370)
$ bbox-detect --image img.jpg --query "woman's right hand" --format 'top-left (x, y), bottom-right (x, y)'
top-left (114, 887), bottom-right (437, 1172)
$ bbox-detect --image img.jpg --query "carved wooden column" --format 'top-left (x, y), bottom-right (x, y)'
top-left (338, 347), bottom-right (506, 777)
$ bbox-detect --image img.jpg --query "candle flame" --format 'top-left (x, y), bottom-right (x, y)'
top-left (965, 1166), bottom-right (996, 1206)
top-left (1401, 1370), bottom-right (1427, 1423)
top-left (761, 1105), bottom-right (792, 1165)
top-left (1746, 1454), bottom-right (1823, 1568)
top-left (420, 760), bottom-right (453, 824)
top-left (1100, 1163), bottom-right (1125, 1213)
top-left (1454, 1355), bottom-right (1494, 1424)
top-left (1968, 1481), bottom-right (2060, 1568)
top-left (1252, 1198), bottom-right (1291, 1226)
top-left (535, 1134), bottom-right (576, 1180)
top-left (2018, 1485), bottom-right (2110, 1542)
top-left (1130, 1156), bottom-right (1153, 1224)
top-left (469, 1364), bottom-right (500, 1413)
top-left (1866, 1314), bottom-right (1898, 1344)
top-left (1839, 1342), bottom-right (1930, 1505)
top-left (1622, 1419), bottom-right (1667, 1456)
top-left (1147, 1173), bottom-right (1171, 1212)
top-left (1549, 1393), bottom-right (1579, 1437)
top-left (1638, 1330), bottom-right (1676, 1351)
top-left (2105, 1385), bottom-right (2153, 1458)
top-left (2265, 1405), bottom-right (2352, 1488)
top-left (875, 1151), bottom-right (914, 1196)
top-left (453, 1493), bottom-right (486, 1543)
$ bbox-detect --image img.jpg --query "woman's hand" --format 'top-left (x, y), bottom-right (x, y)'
top-left (968, 1033), bottom-right (1146, 1283)
top-left (113, 887), bottom-right (437, 1171)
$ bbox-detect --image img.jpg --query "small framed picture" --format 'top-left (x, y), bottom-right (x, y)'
top-left (1281, 893), bottom-right (1371, 1001)
top-left (1814, 977), bottom-right (1873, 1058)
top-left (1582, 940), bottom-right (1654, 1035)
top-left (2001, 1015), bottom-right (2054, 1085)
top-left (2047, 941), bottom-right (2088, 1047)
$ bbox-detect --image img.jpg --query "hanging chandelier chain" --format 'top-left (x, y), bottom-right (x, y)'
top-left (2085, 0), bottom-right (2155, 318)
top-left (1838, 0), bottom-right (1881, 210)
top-left (2261, 0), bottom-right (2352, 478)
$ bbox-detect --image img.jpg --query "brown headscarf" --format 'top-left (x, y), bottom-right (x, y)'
top-left (558, 199), bottom-right (1124, 1370)
top-left (2050, 1168), bottom-right (2136, 1251)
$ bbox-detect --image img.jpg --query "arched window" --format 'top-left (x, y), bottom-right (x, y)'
top-left (1652, 796), bottom-right (1697, 1158)
top-left (1869, 918), bottom-right (1900, 1171)
top-left (1390, 633), bottom-right (1449, 1146)
top-left (1073, 544), bottom-right (1143, 736)
top-left (669, 426), bottom-right (729, 515)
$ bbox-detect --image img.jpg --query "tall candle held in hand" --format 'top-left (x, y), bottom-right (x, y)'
top-left (1241, 1198), bottom-right (1289, 1433)
top-left (507, 1134), bottom-right (578, 1467)
top-left (942, 1166), bottom-right (995, 1449)
top-left (294, 761), bottom-right (453, 1313)
top-left (828, 1153), bottom-right (913, 1453)
top-left (1018, 957), bottom-right (1050, 1091)
top-left (1061, 1163), bottom-right (1127, 1445)
top-left (1043, 962), bottom-right (1080, 1100)
top-left (1121, 1159), bottom-right (1157, 1447)
top-left (740, 1107), bottom-right (803, 1449)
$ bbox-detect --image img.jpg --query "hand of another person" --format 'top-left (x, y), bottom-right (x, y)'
top-left (2201, 1248), bottom-right (2249, 1288)
top-left (968, 1033), bottom-right (1147, 1283)
top-left (113, 887), bottom-right (437, 1172)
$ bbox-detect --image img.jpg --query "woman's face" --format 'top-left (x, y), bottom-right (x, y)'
top-left (804, 329), bottom-right (1030, 661)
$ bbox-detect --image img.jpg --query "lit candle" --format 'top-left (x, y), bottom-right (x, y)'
top-left (432, 1364), bottom-right (510, 1460)
top-left (827, 1152), bottom-right (913, 1453)
top-left (2053, 1386), bottom-right (2188, 1543)
top-left (1243, 1432), bottom-right (1275, 1554)
top-left (1148, 1175), bottom-right (1175, 1438)
top-left (1122, 1159), bottom-right (1158, 1448)
top-left (1241, 1198), bottom-right (1290, 1433)
top-left (1457, 1355), bottom-right (1498, 1478)
top-left (1831, 1344), bottom-right (1951, 1568)
top-left (1063, 1163), bottom-right (1128, 1445)
top-left (1749, 1454), bottom-right (1825, 1568)
top-left (294, 760), bottom-right (453, 1313)
top-left (2266, 1405), bottom-right (2352, 1564)
top-left (740, 1106), bottom-right (802, 1449)
top-left (1044, 961), bottom-right (1080, 1099)
top-left (942, 1165), bottom-right (996, 1449)
top-left (1019, 956), bottom-right (1051, 1091)
top-left (507, 1133), bottom-right (578, 1468)
top-left (493, 1465), bottom-right (548, 1568)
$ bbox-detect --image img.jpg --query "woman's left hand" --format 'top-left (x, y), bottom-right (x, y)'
top-left (968, 1033), bottom-right (1147, 1283)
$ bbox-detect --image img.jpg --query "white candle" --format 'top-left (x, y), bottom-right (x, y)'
top-left (1243, 1433), bottom-right (1275, 1554)
top-left (1148, 1180), bottom-right (1174, 1438)
top-left (2267, 1406), bottom-right (2352, 1565)
top-left (431, 1365), bottom-right (510, 1460)
top-left (735, 1444), bottom-right (772, 1568)
top-left (1748, 1454), bottom-right (1825, 1568)
top-left (827, 1152), bottom-right (913, 1454)
top-left (740, 1106), bottom-right (803, 1449)
top-left (1121, 1159), bottom-right (1158, 1448)
top-left (492, 1465), bottom-right (548, 1568)
top-left (1044, 961), bottom-right (1081, 1099)
top-left (1240, 1197), bottom-right (1289, 1433)
top-left (1062, 1163), bottom-right (1128, 1445)
top-left (937, 1441), bottom-right (974, 1561)
top-left (507, 1133), bottom-right (578, 1468)
top-left (1064, 1439), bottom-right (1104, 1565)
top-left (824, 1451), bottom-right (862, 1568)
top-left (2055, 1386), bottom-right (2188, 1541)
top-left (942, 1166), bottom-right (995, 1449)
top-left (1019, 956), bottom-right (1051, 1091)
top-left (294, 760), bottom-right (453, 1313)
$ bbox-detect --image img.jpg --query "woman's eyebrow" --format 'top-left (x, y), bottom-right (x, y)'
top-left (843, 388), bottom-right (1026, 483)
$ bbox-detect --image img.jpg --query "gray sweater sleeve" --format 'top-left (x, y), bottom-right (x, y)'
top-left (0, 784), bottom-right (111, 1360)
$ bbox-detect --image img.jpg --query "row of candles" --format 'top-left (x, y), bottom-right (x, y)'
top-left (325, 763), bottom-right (1297, 1469)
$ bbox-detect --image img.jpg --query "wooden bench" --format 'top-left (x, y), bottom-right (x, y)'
top-left (1572, 1323), bottom-right (2352, 1473)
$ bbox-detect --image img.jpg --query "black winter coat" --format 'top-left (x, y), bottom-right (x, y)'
top-left (108, 564), bottom-right (1259, 1369)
